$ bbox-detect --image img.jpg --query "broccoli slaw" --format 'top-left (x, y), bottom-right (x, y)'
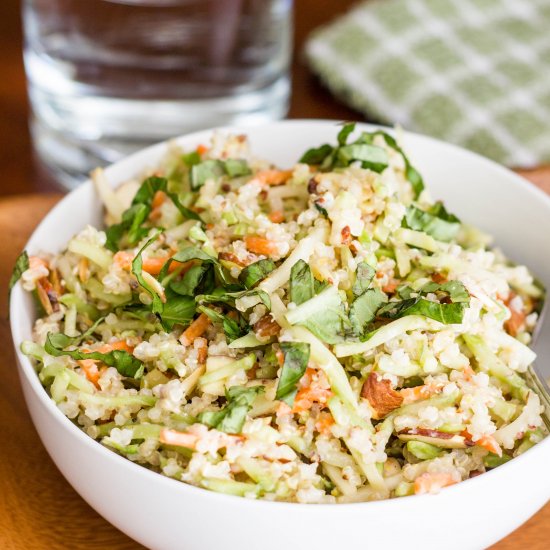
top-left (13, 123), bottom-right (547, 503)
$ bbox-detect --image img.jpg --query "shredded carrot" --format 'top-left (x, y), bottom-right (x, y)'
top-left (256, 169), bottom-right (293, 186)
top-left (382, 279), bottom-right (399, 294)
top-left (475, 434), bottom-right (503, 457)
top-left (180, 313), bottom-right (211, 347)
top-left (114, 250), bottom-right (193, 276)
top-left (504, 293), bottom-right (526, 337)
top-left (97, 340), bottom-right (135, 354)
top-left (414, 472), bottom-right (458, 495)
top-left (292, 368), bottom-right (333, 413)
top-left (79, 340), bottom-right (135, 388)
top-left (244, 236), bottom-right (279, 257)
top-left (196, 144), bottom-right (209, 156)
top-left (151, 190), bottom-right (166, 209)
top-left (268, 210), bottom-right (285, 223)
top-left (160, 429), bottom-right (199, 449)
top-left (79, 359), bottom-right (101, 388)
top-left (400, 382), bottom-right (442, 404)
top-left (149, 190), bottom-right (167, 221)
top-left (315, 412), bottom-right (335, 435)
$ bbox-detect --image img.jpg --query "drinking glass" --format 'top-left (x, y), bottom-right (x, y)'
top-left (22, 0), bottom-right (293, 188)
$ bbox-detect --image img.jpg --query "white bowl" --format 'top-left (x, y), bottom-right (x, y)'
top-left (10, 120), bottom-right (550, 550)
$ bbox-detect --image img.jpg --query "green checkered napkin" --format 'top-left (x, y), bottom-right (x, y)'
top-left (305, 0), bottom-right (550, 167)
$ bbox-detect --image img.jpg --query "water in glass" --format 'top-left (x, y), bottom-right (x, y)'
top-left (23, 0), bottom-right (292, 188)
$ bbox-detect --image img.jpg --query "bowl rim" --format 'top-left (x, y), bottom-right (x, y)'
top-left (10, 118), bottom-right (550, 510)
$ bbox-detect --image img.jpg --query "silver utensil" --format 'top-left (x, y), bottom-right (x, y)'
top-left (527, 298), bottom-right (550, 430)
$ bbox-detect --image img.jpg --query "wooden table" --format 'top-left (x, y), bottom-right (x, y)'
top-left (0, 1), bottom-right (548, 548)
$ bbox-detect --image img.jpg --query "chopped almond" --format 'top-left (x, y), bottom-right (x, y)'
top-left (341, 225), bottom-right (352, 245)
top-left (50, 268), bottom-right (64, 296)
top-left (253, 314), bottom-right (281, 338)
top-left (195, 337), bottom-right (208, 364)
top-left (361, 372), bottom-right (403, 419)
top-left (78, 257), bottom-right (90, 283)
top-left (218, 251), bottom-right (247, 266)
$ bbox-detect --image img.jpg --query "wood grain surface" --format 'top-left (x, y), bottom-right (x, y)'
top-left (0, 0), bottom-right (548, 548)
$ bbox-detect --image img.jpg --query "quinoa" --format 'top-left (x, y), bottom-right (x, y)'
top-left (16, 123), bottom-right (546, 503)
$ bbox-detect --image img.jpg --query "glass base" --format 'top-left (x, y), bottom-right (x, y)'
top-left (31, 76), bottom-right (290, 190)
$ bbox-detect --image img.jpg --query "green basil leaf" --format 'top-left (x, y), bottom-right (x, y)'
top-left (352, 261), bottom-right (375, 298)
top-left (105, 176), bottom-right (200, 251)
top-left (164, 190), bottom-right (202, 223)
top-left (289, 260), bottom-right (314, 305)
top-left (275, 342), bottom-right (311, 406)
top-left (239, 259), bottom-right (276, 289)
top-left (106, 203), bottom-right (149, 251)
top-left (224, 159), bottom-right (252, 178)
top-left (190, 160), bottom-right (225, 190)
top-left (285, 286), bottom-right (347, 344)
top-left (403, 204), bottom-right (461, 242)
top-left (45, 332), bottom-right (144, 379)
top-left (314, 278), bottom-right (329, 294)
top-left (9, 250), bottom-right (29, 292)
top-left (199, 385), bottom-right (264, 434)
top-left (131, 232), bottom-right (164, 315)
top-left (165, 246), bottom-right (229, 286)
top-left (160, 289), bottom-right (196, 330)
top-left (396, 284), bottom-right (415, 300)
top-left (439, 280), bottom-right (469, 303)
top-left (130, 176), bottom-right (161, 205)
top-left (349, 288), bottom-right (387, 335)
top-left (337, 122), bottom-right (356, 145)
top-left (383, 280), bottom-right (469, 325)
top-left (170, 264), bottom-right (212, 296)
top-left (196, 288), bottom-right (271, 311)
top-left (406, 164), bottom-right (425, 199)
top-left (367, 131), bottom-right (425, 198)
top-left (133, 176), bottom-right (202, 223)
top-left (183, 151), bottom-right (201, 167)
top-left (313, 200), bottom-right (329, 218)
top-left (377, 297), bottom-right (467, 324)
top-left (299, 144), bottom-right (334, 165)
top-left (337, 144), bottom-right (388, 173)
top-left (198, 305), bottom-right (248, 342)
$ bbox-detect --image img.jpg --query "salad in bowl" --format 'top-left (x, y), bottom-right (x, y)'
top-left (12, 123), bottom-right (547, 504)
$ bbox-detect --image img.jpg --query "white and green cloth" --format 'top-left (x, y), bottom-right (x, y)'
top-left (305, 0), bottom-right (550, 167)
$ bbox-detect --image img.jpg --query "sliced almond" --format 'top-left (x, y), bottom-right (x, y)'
top-left (253, 314), bottom-right (281, 339)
